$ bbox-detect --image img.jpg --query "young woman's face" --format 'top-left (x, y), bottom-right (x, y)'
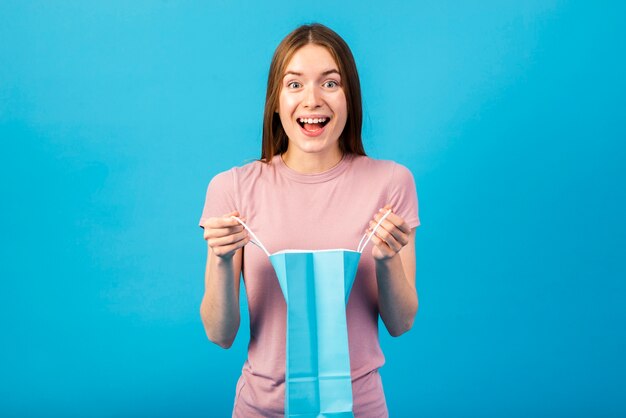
top-left (278, 44), bottom-right (348, 157)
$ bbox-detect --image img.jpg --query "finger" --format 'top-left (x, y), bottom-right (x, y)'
top-left (374, 207), bottom-right (402, 227)
top-left (207, 229), bottom-right (249, 248)
top-left (369, 233), bottom-right (395, 258)
top-left (204, 224), bottom-right (245, 240)
top-left (375, 207), bottom-right (411, 234)
top-left (371, 218), bottom-right (409, 246)
top-left (203, 213), bottom-right (246, 229)
top-left (200, 211), bottom-right (238, 228)
top-left (368, 221), bottom-right (403, 252)
top-left (211, 235), bottom-right (251, 258)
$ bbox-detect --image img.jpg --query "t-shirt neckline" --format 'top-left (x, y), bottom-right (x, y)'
top-left (274, 153), bottom-right (352, 184)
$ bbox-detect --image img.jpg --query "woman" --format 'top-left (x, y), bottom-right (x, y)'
top-left (199, 23), bottom-right (419, 417)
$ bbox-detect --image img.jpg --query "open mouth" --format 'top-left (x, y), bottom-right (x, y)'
top-left (297, 117), bottom-right (331, 132)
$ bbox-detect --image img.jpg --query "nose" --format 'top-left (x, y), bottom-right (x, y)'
top-left (303, 84), bottom-right (322, 108)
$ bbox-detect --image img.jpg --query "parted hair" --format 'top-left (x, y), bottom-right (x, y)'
top-left (260, 23), bottom-right (366, 162)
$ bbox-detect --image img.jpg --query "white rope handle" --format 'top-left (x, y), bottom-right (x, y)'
top-left (231, 216), bottom-right (271, 257)
top-left (357, 209), bottom-right (392, 253)
top-left (232, 209), bottom-right (392, 256)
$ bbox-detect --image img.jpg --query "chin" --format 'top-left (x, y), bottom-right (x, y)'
top-left (299, 139), bottom-right (334, 154)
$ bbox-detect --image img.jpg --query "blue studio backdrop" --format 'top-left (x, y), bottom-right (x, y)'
top-left (1, 1), bottom-right (625, 417)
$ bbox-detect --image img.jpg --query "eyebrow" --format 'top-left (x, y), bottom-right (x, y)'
top-left (283, 69), bottom-right (341, 78)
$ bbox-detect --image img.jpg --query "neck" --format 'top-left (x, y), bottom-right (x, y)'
top-left (281, 147), bottom-right (344, 174)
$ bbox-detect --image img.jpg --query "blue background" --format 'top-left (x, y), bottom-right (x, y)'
top-left (1, 1), bottom-right (625, 417)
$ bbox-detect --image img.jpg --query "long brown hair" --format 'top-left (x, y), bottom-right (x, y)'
top-left (260, 23), bottom-right (366, 162)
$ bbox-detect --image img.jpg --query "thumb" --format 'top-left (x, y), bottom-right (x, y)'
top-left (222, 210), bottom-right (241, 219)
top-left (223, 211), bottom-right (246, 224)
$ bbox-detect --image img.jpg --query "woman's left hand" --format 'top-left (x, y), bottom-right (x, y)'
top-left (367, 204), bottom-right (412, 261)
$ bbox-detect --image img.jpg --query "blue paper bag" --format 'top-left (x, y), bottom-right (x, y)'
top-left (234, 211), bottom-right (391, 417)
top-left (271, 249), bottom-right (360, 417)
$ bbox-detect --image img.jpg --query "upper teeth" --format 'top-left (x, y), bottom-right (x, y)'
top-left (299, 117), bottom-right (327, 124)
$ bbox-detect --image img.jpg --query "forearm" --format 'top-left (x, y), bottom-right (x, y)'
top-left (376, 254), bottom-right (418, 337)
top-left (200, 253), bottom-right (241, 348)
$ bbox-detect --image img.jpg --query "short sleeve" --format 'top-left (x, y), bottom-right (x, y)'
top-left (387, 163), bottom-right (420, 229)
top-left (198, 169), bottom-right (238, 228)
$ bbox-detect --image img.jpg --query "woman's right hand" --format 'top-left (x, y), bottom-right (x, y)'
top-left (201, 211), bottom-right (250, 260)
top-left (200, 211), bottom-right (246, 348)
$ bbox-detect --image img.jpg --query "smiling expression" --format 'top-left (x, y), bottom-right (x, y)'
top-left (278, 44), bottom-right (348, 158)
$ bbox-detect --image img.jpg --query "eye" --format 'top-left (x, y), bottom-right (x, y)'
top-left (323, 80), bottom-right (339, 89)
top-left (287, 81), bottom-right (302, 89)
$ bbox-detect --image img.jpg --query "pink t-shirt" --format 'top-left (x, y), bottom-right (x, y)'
top-left (199, 153), bottom-right (420, 417)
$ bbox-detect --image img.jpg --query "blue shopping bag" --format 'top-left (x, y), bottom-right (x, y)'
top-left (234, 211), bottom-right (391, 417)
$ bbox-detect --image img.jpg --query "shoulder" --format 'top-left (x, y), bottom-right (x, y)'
top-left (349, 155), bottom-right (412, 179)
top-left (209, 158), bottom-right (270, 186)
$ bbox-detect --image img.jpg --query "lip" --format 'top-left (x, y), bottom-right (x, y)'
top-left (296, 114), bottom-right (331, 137)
